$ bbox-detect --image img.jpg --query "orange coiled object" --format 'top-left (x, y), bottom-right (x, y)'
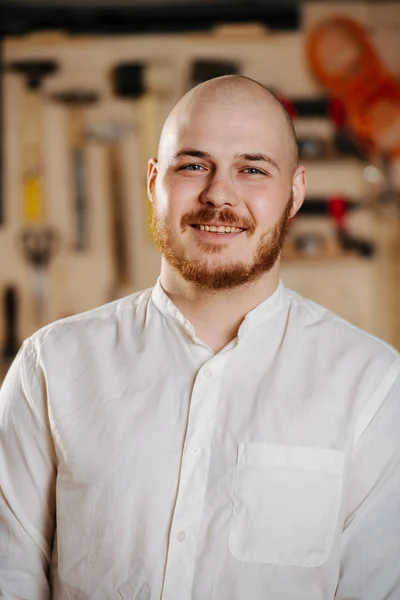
top-left (307, 16), bottom-right (400, 157)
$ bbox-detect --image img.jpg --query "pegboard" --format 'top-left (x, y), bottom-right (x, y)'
top-left (1, 3), bottom-right (400, 362)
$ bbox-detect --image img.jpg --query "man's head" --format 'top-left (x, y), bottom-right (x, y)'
top-left (147, 75), bottom-right (306, 291)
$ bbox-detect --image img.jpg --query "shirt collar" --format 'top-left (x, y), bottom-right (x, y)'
top-left (151, 277), bottom-right (192, 332)
top-left (237, 279), bottom-right (288, 339)
top-left (151, 277), bottom-right (289, 340)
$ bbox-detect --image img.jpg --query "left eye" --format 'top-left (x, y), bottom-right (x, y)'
top-left (243, 167), bottom-right (265, 175)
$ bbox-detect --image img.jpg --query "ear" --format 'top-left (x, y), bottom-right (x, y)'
top-left (147, 158), bottom-right (158, 204)
top-left (290, 165), bottom-right (307, 218)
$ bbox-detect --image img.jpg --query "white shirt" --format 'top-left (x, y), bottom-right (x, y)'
top-left (0, 278), bottom-right (400, 600)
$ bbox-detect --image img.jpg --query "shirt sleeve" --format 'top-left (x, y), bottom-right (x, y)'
top-left (0, 339), bottom-right (56, 599)
top-left (336, 362), bottom-right (400, 600)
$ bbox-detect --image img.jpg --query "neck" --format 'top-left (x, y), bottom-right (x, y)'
top-left (160, 261), bottom-right (281, 353)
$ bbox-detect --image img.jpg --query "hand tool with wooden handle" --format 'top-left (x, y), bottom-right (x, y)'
top-left (18, 226), bottom-right (60, 328)
top-left (50, 89), bottom-right (99, 251)
top-left (88, 121), bottom-right (133, 299)
top-left (7, 60), bottom-right (58, 222)
top-left (112, 62), bottom-right (173, 239)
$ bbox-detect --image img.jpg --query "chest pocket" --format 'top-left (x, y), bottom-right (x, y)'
top-left (229, 442), bottom-right (344, 567)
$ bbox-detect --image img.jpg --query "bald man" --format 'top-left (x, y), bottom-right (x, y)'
top-left (0, 76), bottom-right (399, 600)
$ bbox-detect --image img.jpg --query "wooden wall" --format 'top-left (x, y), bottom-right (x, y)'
top-left (1, 0), bottom-right (399, 373)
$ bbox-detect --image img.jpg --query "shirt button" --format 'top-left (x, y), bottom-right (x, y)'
top-left (203, 368), bottom-right (213, 379)
top-left (190, 446), bottom-right (201, 456)
top-left (176, 530), bottom-right (188, 543)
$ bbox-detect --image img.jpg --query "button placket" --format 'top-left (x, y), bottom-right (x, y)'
top-left (162, 352), bottom-right (232, 600)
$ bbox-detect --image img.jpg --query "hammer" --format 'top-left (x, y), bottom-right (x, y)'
top-left (7, 60), bottom-right (58, 222)
top-left (88, 121), bottom-right (133, 299)
top-left (111, 62), bottom-right (173, 238)
top-left (51, 89), bottom-right (99, 251)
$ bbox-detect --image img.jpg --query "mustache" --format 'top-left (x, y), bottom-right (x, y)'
top-left (180, 207), bottom-right (255, 232)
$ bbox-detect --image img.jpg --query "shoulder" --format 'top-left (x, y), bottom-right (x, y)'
top-left (25, 286), bottom-right (154, 356)
top-left (285, 286), bottom-right (400, 371)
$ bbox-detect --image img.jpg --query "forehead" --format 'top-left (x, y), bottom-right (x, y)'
top-left (163, 96), bottom-right (291, 171)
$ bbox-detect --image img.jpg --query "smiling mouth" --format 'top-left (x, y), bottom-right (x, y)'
top-left (190, 224), bottom-right (246, 234)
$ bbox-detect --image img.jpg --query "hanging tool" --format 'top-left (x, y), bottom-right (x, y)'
top-left (112, 61), bottom-right (173, 238)
top-left (289, 196), bottom-right (374, 259)
top-left (1, 285), bottom-right (20, 380)
top-left (293, 232), bottom-right (327, 257)
top-left (299, 197), bottom-right (360, 216)
top-left (272, 92), bottom-right (327, 160)
top-left (50, 89), bottom-right (99, 251)
top-left (285, 95), bottom-right (365, 159)
top-left (297, 136), bottom-right (328, 161)
top-left (7, 60), bottom-right (58, 222)
top-left (88, 121), bottom-right (134, 299)
top-left (7, 61), bottom-right (61, 329)
top-left (329, 97), bottom-right (366, 159)
top-left (327, 195), bottom-right (374, 258)
top-left (18, 226), bottom-right (60, 328)
top-left (189, 59), bottom-right (240, 87)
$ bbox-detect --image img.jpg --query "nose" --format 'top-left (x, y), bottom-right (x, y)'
top-left (200, 172), bottom-right (239, 208)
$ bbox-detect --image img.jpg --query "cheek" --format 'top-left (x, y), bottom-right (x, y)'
top-left (154, 177), bottom-right (175, 216)
top-left (248, 186), bottom-right (291, 227)
top-left (248, 198), bottom-right (282, 229)
top-left (158, 176), bottom-right (199, 217)
top-left (153, 189), bottom-right (184, 226)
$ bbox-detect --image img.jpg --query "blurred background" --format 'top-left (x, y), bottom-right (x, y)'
top-left (1, 0), bottom-right (400, 382)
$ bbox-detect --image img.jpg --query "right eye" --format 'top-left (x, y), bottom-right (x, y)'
top-left (178, 163), bottom-right (205, 171)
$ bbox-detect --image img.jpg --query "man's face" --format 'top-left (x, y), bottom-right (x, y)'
top-left (149, 95), bottom-right (303, 290)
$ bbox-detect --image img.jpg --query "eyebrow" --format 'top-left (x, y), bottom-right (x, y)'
top-left (174, 148), bottom-right (212, 160)
top-left (235, 153), bottom-right (280, 172)
top-left (173, 148), bottom-right (280, 172)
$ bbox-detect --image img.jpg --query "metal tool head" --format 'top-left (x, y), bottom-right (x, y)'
top-left (112, 63), bottom-right (145, 99)
top-left (112, 62), bottom-right (174, 97)
top-left (18, 226), bottom-right (60, 268)
top-left (87, 121), bottom-right (133, 142)
top-left (50, 89), bottom-right (100, 106)
top-left (294, 232), bottom-right (326, 256)
top-left (7, 60), bottom-right (58, 90)
top-left (190, 59), bottom-right (239, 86)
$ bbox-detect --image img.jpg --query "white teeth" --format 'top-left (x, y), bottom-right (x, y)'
top-left (195, 224), bottom-right (243, 233)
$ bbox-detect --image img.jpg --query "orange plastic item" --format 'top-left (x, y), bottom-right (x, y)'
top-left (307, 16), bottom-right (400, 157)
